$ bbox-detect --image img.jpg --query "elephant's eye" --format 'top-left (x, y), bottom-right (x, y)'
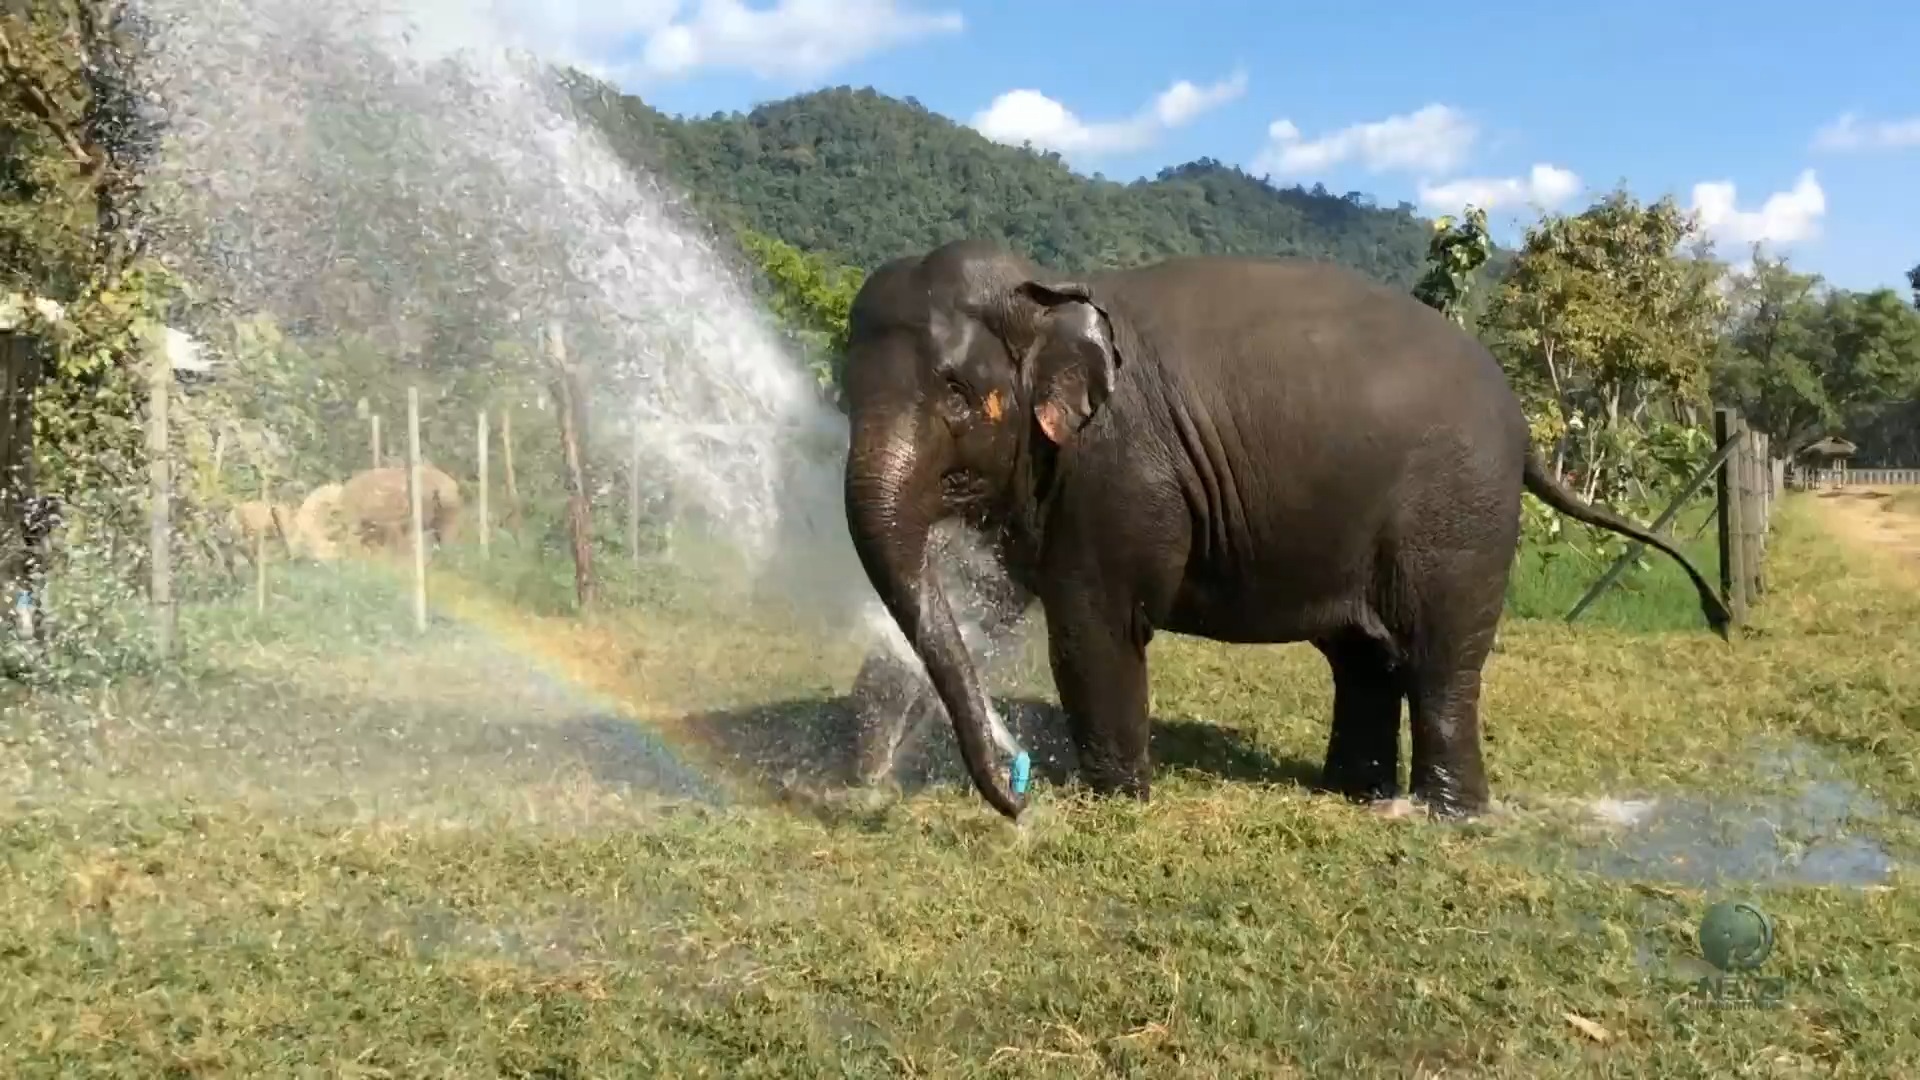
top-left (943, 373), bottom-right (973, 406)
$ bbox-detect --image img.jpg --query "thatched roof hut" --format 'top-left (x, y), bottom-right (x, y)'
top-left (1798, 436), bottom-right (1858, 464)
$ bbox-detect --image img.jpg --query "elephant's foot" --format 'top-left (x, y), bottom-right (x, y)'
top-left (1407, 779), bottom-right (1491, 821)
top-left (1073, 750), bottom-right (1151, 802)
top-left (1320, 756), bottom-right (1401, 804)
top-left (1368, 790), bottom-right (1494, 823)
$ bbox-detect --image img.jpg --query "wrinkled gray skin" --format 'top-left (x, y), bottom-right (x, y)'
top-left (842, 239), bottom-right (1730, 823)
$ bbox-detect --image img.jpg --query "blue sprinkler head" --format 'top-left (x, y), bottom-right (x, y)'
top-left (1009, 750), bottom-right (1032, 798)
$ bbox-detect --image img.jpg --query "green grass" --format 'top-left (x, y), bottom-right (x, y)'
top-left (1503, 499), bottom-right (1724, 634)
top-left (3, 494), bottom-right (1918, 1077)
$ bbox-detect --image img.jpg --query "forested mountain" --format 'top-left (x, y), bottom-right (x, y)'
top-left (562, 76), bottom-right (1447, 286)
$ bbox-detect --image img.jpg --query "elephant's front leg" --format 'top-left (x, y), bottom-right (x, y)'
top-left (1046, 592), bottom-right (1152, 799)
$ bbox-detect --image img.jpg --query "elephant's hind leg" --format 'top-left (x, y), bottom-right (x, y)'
top-left (1406, 661), bottom-right (1492, 818)
top-left (1405, 545), bottom-right (1505, 814)
top-left (1314, 631), bottom-right (1405, 802)
top-left (1404, 596), bottom-right (1501, 819)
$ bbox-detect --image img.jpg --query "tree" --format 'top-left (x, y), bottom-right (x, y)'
top-left (737, 229), bottom-right (864, 406)
top-left (563, 79), bottom-right (1441, 287)
top-left (1712, 252), bottom-right (1834, 450)
top-left (2, 2), bottom-right (171, 613)
top-left (1907, 261), bottom-right (1919, 308)
top-left (1412, 205), bottom-right (1492, 327)
top-left (1481, 189), bottom-right (1725, 503)
top-left (1716, 253), bottom-right (1920, 454)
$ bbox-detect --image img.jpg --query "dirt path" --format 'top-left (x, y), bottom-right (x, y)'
top-left (1809, 487), bottom-right (1920, 580)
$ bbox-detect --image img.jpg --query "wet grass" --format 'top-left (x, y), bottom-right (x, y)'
top-left (3, 493), bottom-right (1919, 1076)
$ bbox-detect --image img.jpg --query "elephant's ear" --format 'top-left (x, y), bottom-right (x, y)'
top-left (1014, 280), bottom-right (1122, 447)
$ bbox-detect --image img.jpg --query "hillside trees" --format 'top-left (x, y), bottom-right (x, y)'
top-left (565, 80), bottom-right (1439, 286)
top-left (1713, 252), bottom-right (1920, 462)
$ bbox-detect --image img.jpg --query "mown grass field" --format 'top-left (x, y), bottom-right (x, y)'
top-left (2, 491), bottom-right (1916, 1077)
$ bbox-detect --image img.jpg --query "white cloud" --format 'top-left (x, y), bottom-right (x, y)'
top-left (1417, 163), bottom-right (1583, 213)
top-left (971, 70), bottom-right (1249, 156)
top-left (466, 0), bottom-right (963, 83)
top-left (1688, 169), bottom-right (1826, 247)
top-left (1253, 104), bottom-right (1478, 177)
top-left (1812, 112), bottom-right (1920, 153)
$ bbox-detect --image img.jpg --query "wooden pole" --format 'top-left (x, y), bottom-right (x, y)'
top-left (477, 408), bottom-right (490, 557)
top-left (501, 408), bottom-right (520, 532)
top-left (407, 387), bottom-right (426, 633)
top-left (371, 413), bottom-right (382, 472)
top-left (2, 331), bottom-right (44, 638)
top-left (628, 420), bottom-right (641, 575)
top-left (146, 322), bottom-right (174, 658)
top-left (255, 473), bottom-right (268, 615)
top-left (547, 321), bottom-right (596, 611)
top-left (1714, 407), bottom-right (1748, 628)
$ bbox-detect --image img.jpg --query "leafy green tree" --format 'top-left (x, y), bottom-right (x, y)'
top-left (736, 229), bottom-right (864, 406)
top-left (1412, 206), bottom-right (1492, 327)
top-left (1716, 252), bottom-right (1920, 454)
top-left (1, 1), bottom-right (171, 514)
top-left (1481, 188), bottom-right (1725, 504)
top-left (1712, 252), bottom-right (1834, 448)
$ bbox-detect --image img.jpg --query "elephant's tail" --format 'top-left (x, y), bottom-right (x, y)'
top-left (1521, 451), bottom-right (1732, 639)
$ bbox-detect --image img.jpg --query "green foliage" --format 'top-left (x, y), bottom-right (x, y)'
top-left (1482, 189), bottom-right (1726, 517)
top-left (735, 229), bottom-right (864, 405)
top-left (566, 80), bottom-right (1440, 284)
top-left (1715, 250), bottom-right (1920, 456)
top-left (1908, 261), bottom-right (1919, 307)
top-left (1412, 205), bottom-right (1492, 326)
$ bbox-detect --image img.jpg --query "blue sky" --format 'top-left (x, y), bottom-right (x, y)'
top-left (508, 0), bottom-right (1919, 290)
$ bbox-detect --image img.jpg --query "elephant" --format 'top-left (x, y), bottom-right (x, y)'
top-left (839, 238), bottom-right (1729, 824)
top-left (290, 482), bottom-right (347, 561)
top-left (225, 499), bottom-right (297, 559)
top-left (338, 464), bottom-right (463, 552)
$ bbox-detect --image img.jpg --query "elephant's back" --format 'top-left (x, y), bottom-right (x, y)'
top-left (1101, 256), bottom-right (1527, 565)
top-left (1108, 256), bottom-right (1523, 444)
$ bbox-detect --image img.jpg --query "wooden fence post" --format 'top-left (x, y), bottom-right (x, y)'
top-left (407, 387), bottom-right (426, 633)
top-left (628, 421), bottom-right (641, 576)
top-left (1714, 407), bottom-right (1748, 628)
top-left (371, 413), bottom-right (382, 472)
top-left (255, 473), bottom-right (268, 614)
top-left (1744, 429), bottom-right (1764, 600)
top-left (476, 408), bottom-right (490, 558)
top-left (546, 321), bottom-right (595, 611)
top-left (501, 408), bottom-right (520, 532)
top-left (2, 331), bottom-right (43, 638)
top-left (144, 322), bottom-right (175, 658)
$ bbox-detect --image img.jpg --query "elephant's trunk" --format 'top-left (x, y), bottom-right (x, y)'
top-left (844, 412), bottom-right (1025, 821)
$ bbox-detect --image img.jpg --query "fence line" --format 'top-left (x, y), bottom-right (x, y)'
top-left (1789, 466), bottom-right (1920, 489)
